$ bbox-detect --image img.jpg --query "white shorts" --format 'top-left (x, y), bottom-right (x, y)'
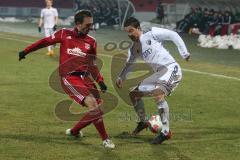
top-left (138, 63), bottom-right (182, 96)
top-left (44, 28), bottom-right (54, 37)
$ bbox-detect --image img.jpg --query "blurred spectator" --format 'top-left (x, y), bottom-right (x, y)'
top-left (156, 1), bottom-right (164, 24)
top-left (231, 11), bottom-right (240, 35)
top-left (214, 12), bottom-right (224, 35)
top-left (39, 0), bottom-right (58, 56)
top-left (221, 11), bottom-right (232, 35)
top-left (74, 0), bottom-right (131, 28)
top-left (177, 7), bottom-right (240, 36)
top-left (207, 10), bottom-right (219, 36)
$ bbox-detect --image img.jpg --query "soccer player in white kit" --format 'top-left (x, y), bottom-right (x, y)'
top-left (38, 0), bottom-right (58, 56)
top-left (116, 17), bottom-right (190, 144)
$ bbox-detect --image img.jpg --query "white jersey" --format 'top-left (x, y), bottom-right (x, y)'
top-left (40, 7), bottom-right (58, 28)
top-left (119, 27), bottom-right (189, 79)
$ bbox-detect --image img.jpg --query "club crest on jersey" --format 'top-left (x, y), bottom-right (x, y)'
top-left (146, 40), bottom-right (151, 45)
top-left (85, 43), bottom-right (91, 50)
top-left (66, 36), bottom-right (72, 39)
top-left (51, 34), bottom-right (55, 39)
top-left (67, 47), bottom-right (86, 57)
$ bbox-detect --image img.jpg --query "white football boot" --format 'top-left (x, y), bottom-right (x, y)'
top-left (103, 139), bottom-right (115, 149)
top-left (65, 129), bottom-right (83, 138)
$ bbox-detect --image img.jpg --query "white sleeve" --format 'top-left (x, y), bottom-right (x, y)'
top-left (40, 9), bottom-right (44, 18)
top-left (152, 27), bottom-right (190, 59)
top-left (54, 8), bottom-right (58, 17)
top-left (126, 48), bottom-right (136, 63)
top-left (118, 47), bottom-right (137, 80)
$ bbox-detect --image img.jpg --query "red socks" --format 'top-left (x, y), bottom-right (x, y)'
top-left (93, 117), bottom-right (108, 140)
top-left (71, 108), bottom-right (108, 140)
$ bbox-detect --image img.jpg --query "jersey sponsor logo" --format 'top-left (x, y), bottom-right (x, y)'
top-left (85, 43), bottom-right (91, 50)
top-left (67, 47), bottom-right (87, 57)
top-left (142, 48), bottom-right (152, 58)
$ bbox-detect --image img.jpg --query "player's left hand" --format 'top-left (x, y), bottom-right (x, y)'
top-left (38, 27), bottom-right (41, 33)
top-left (53, 25), bottom-right (57, 31)
top-left (98, 81), bottom-right (107, 93)
top-left (19, 51), bottom-right (26, 61)
top-left (185, 55), bottom-right (190, 61)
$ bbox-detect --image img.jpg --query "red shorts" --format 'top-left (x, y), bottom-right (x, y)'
top-left (61, 75), bottom-right (101, 106)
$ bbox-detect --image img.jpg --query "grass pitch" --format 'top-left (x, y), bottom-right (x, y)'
top-left (0, 25), bottom-right (240, 160)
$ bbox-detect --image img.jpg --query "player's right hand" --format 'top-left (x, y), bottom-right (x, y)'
top-left (38, 27), bottom-right (41, 33)
top-left (19, 51), bottom-right (26, 61)
top-left (116, 77), bottom-right (123, 88)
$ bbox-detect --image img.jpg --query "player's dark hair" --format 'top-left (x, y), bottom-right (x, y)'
top-left (124, 17), bottom-right (140, 28)
top-left (74, 10), bottom-right (92, 24)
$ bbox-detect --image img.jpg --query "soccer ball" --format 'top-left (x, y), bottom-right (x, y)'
top-left (148, 115), bottom-right (162, 134)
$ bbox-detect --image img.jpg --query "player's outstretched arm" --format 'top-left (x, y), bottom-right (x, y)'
top-left (18, 30), bottom-right (63, 61)
top-left (116, 48), bottom-right (137, 88)
top-left (152, 27), bottom-right (190, 60)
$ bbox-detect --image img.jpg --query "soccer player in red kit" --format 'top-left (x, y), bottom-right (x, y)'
top-left (18, 10), bottom-right (115, 149)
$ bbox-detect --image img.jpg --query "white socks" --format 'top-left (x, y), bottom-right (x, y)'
top-left (157, 100), bottom-right (170, 135)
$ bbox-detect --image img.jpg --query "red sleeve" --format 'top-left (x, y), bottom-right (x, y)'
top-left (89, 41), bottom-right (104, 83)
top-left (24, 29), bottom-right (64, 54)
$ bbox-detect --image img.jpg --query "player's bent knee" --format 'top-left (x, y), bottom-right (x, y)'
top-left (154, 94), bottom-right (165, 103)
top-left (129, 91), bottom-right (135, 98)
top-left (84, 96), bottom-right (98, 110)
top-left (129, 90), bottom-right (141, 102)
top-left (152, 88), bottom-right (165, 96)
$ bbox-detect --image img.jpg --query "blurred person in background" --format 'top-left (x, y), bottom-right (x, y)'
top-left (156, 0), bottom-right (164, 24)
top-left (230, 11), bottom-right (240, 35)
top-left (221, 11), bottom-right (232, 36)
top-left (208, 11), bottom-right (219, 36)
top-left (38, 0), bottom-right (58, 56)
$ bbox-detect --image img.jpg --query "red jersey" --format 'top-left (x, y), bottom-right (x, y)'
top-left (24, 28), bottom-right (103, 82)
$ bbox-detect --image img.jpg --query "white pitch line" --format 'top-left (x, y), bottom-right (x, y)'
top-left (1, 35), bottom-right (240, 82)
top-left (0, 35), bottom-right (34, 44)
top-left (182, 69), bottom-right (240, 81)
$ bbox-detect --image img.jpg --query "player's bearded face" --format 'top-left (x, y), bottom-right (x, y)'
top-left (77, 17), bottom-right (93, 35)
top-left (125, 26), bottom-right (140, 41)
top-left (128, 35), bottom-right (137, 41)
